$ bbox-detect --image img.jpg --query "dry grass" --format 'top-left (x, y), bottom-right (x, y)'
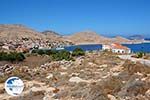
top-left (98, 76), bottom-right (123, 95)
top-left (0, 67), bottom-right (33, 83)
top-left (82, 83), bottom-right (109, 100)
top-left (19, 54), bottom-right (50, 68)
top-left (118, 74), bottom-right (150, 97)
top-left (143, 54), bottom-right (150, 60)
top-left (122, 60), bottom-right (150, 75)
top-left (1, 51), bottom-right (150, 99)
top-left (66, 82), bottom-right (109, 100)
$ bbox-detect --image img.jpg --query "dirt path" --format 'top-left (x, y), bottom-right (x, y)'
top-left (118, 55), bottom-right (150, 66)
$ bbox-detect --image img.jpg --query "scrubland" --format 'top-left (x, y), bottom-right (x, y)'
top-left (0, 51), bottom-right (150, 100)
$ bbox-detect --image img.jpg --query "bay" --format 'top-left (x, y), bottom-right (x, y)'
top-left (64, 43), bottom-right (150, 53)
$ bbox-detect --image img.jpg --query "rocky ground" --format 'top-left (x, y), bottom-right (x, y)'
top-left (0, 51), bottom-right (150, 100)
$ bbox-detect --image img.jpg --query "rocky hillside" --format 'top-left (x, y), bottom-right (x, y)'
top-left (0, 24), bottom-right (73, 44)
top-left (42, 30), bottom-right (64, 41)
top-left (112, 36), bottom-right (131, 43)
top-left (65, 31), bottom-right (132, 44)
top-left (0, 24), bottom-right (145, 44)
top-left (64, 31), bottom-right (109, 44)
top-left (0, 52), bottom-right (150, 100)
top-left (0, 24), bottom-right (46, 41)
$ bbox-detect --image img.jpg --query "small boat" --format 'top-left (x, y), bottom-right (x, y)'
top-left (55, 47), bottom-right (65, 50)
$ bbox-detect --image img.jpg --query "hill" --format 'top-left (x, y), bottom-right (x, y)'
top-left (65, 31), bottom-right (108, 44)
top-left (65, 31), bottom-right (132, 44)
top-left (41, 30), bottom-right (64, 41)
top-left (128, 35), bottom-right (145, 40)
top-left (0, 24), bottom-right (45, 41)
top-left (0, 24), bottom-right (146, 44)
top-left (112, 36), bottom-right (131, 43)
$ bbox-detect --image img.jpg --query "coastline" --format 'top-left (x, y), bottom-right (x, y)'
top-left (64, 42), bottom-right (150, 53)
top-left (66, 40), bottom-right (150, 46)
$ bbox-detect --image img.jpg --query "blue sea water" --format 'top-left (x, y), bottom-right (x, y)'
top-left (64, 43), bottom-right (150, 53)
top-left (123, 43), bottom-right (150, 53)
top-left (64, 44), bottom-right (102, 51)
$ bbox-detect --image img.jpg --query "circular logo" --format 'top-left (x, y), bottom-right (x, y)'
top-left (5, 76), bottom-right (24, 96)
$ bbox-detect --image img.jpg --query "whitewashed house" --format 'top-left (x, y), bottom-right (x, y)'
top-left (102, 43), bottom-right (131, 54)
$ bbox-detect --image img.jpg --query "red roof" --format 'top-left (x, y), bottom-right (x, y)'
top-left (111, 43), bottom-right (129, 50)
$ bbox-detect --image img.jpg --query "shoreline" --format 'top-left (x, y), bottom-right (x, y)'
top-left (65, 41), bottom-right (150, 46)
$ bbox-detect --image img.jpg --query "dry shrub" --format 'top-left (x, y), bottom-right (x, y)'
top-left (10, 90), bottom-right (45, 100)
top-left (68, 82), bottom-right (109, 100)
top-left (99, 76), bottom-right (123, 95)
top-left (69, 82), bottom-right (87, 98)
top-left (11, 67), bottom-right (33, 80)
top-left (143, 54), bottom-right (150, 60)
top-left (126, 81), bottom-right (149, 96)
top-left (0, 67), bottom-right (32, 83)
top-left (55, 89), bottom-right (69, 99)
top-left (118, 75), bottom-right (150, 97)
top-left (82, 83), bottom-right (109, 100)
top-left (0, 75), bottom-right (9, 83)
top-left (134, 95), bottom-right (149, 100)
top-left (0, 88), bottom-right (4, 94)
top-left (122, 60), bottom-right (150, 75)
top-left (19, 55), bottom-right (50, 68)
top-left (0, 67), bottom-right (33, 82)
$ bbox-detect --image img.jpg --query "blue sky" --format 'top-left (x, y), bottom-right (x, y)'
top-left (0, 0), bottom-right (150, 37)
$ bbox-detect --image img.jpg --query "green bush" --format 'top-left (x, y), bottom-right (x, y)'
top-left (16, 52), bottom-right (26, 61)
top-left (7, 53), bottom-right (16, 62)
top-left (0, 52), bottom-right (7, 60)
top-left (31, 49), bottom-right (37, 53)
top-left (72, 48), bottom-right (85, 56)
top-left (45, 49), bottom-right (60, 55)
top-left (31, 48), bottom-right (85, 61)
top-left (37, 49), bottom-right (45, 55)
top-left (50, 50), bottom-right (72, 61)
top-left (0, 52), bottom-right (25, 62)
top-left (31, 49), bottom-right (46, 55)
top-left (136, 52), bottom-right (145, 58)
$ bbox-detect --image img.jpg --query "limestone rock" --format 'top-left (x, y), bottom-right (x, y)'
top-left (69, 77), bottom-right (86, 83)
top-left (107, 94), bottom-right (117, 100)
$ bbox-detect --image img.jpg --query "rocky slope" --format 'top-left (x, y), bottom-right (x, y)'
top-left (0, 52), bottom-right (150, 100)
top-left (0, 24), bottom-right (45, 41)
top-left (112, 36), bottom-right (131, 43)
top-left (0, 24), bottom-right (68, 42)
top-left (0, 24), bottom-right (146, 44)
top-left (42, 30), bottom-right (65, 41)
top-left (64, 31), bottom-right (110, 44)
top-left (65, 31), bottom-right (136, 44)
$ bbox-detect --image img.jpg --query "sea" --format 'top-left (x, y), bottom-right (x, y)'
top-left (64, 43), bottom-right (150, 53)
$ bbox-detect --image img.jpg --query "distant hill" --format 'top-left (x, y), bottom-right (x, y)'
top-left (65, 31), bottom-right (132, 44)
top-left (0, 24), bottom-right (146, 44)
top-left (41, 30), bottom-right (63, 40)
top-left (64, 31), bottom-right (109, 44)
top-left (128, 35), bottom-right (144, 40)
top-left (112, 36), bottom-right (131, 43)
top-left (42, 30), bottom-right (60, 36)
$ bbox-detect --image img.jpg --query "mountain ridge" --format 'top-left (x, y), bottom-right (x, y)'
top-left (65, 31), bottom-right (134, 44)
top-left (0, 24), bottom-right (146, 44)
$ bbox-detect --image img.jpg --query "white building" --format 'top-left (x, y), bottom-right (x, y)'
top-left (102, 43), bottom-right (131, 54)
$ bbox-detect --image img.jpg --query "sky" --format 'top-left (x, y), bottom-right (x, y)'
top-left (0, 0), bottom-right (150, 37)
